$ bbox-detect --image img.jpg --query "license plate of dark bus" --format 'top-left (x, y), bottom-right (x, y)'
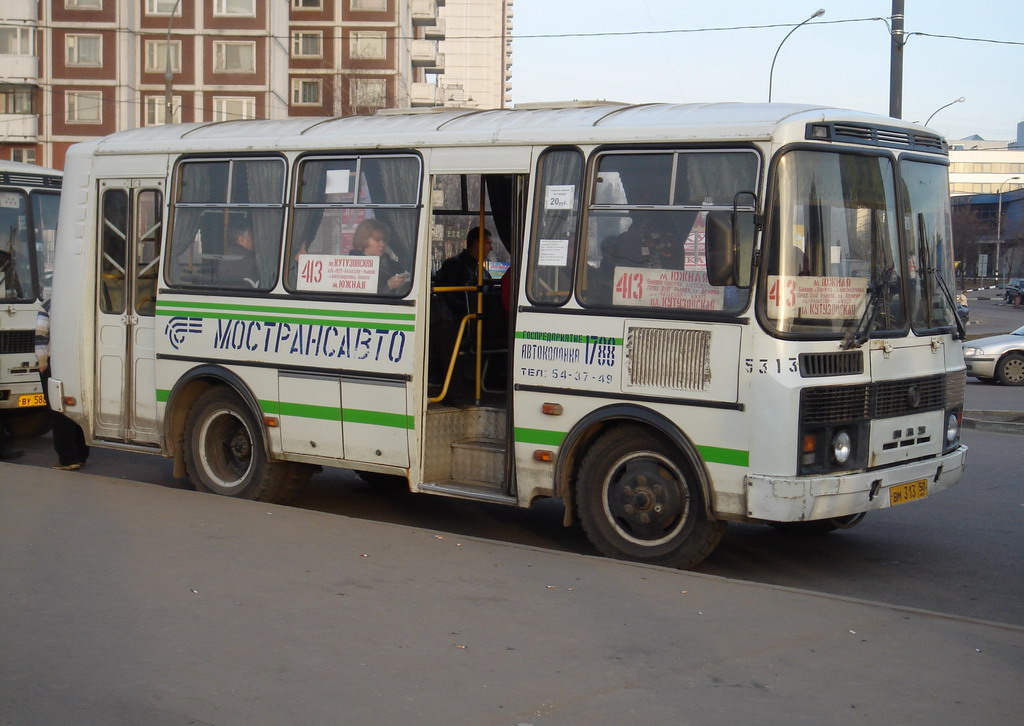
top-left (17, 393), bottom-right (46, 408)
top-left (890, 479), bottom-right (928, 506)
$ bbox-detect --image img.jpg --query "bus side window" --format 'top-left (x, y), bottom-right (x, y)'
top-left (526, 148), bottom-right (583, 306)
top-left (135, 189), bottom-right (162, 316)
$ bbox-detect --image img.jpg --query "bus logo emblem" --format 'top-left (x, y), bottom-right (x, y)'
top-left (165, 316), bottom-right (203, 350)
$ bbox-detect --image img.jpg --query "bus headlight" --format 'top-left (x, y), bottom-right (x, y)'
top-left (946, 412), bottom-right (960, 444)
top-left (831, 430), bottom-right (852, 465)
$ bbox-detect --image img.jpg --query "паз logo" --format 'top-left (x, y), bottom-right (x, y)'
top-left (165, 316), bottom-right (202, 350)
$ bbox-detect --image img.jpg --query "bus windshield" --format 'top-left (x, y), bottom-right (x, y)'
top-left (0, 189), bottom-right (59, 302)
top-left (763, 150), bottom-right (905, 339)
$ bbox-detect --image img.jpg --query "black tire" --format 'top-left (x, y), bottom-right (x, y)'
top-left (772, 512), bottom-right (866, 534)
top-left (183, 388), bottom-right (311, 503)
top-left (575, 425), bottom-right (725, 569)
top-left (996, 352), bottom-right (1024, 386)
top-left (3, 409), bottom-right (51, 438)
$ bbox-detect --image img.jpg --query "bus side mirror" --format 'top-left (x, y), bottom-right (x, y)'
top-left (706, 195), bottom-right (756, 289)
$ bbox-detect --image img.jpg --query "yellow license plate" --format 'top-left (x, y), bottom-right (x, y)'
top-left (890, 479), bottom-right (928, 506)
top-left (17, 393), bottom-right (46, 408)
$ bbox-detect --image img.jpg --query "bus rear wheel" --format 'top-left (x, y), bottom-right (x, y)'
top-left (575, 426), bottom-right (725, 569)
top-left (3, 409), bottom-right (51, 438)
top-left (184, 388), bottom-right (309, 503)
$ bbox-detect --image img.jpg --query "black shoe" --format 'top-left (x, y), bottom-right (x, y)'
top-left (0, 448), bottom-right (24, 461)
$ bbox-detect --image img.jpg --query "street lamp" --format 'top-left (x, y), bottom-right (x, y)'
top-left (163, 0), bottom-right (183, 125)
top-left (996, 176), bottom-right (1021, 281)
top-left (924, 97), bottom-right (965, 127)
top-left (768, 8), bottom-right (826, 103)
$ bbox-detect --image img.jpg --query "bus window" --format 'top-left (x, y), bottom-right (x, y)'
top-left (578, 150), bottom-right (758, 314)
top-left (166, 157), bottom-right (285, 291)
top-left (135, 189), bottom-right (162, 316)
top-left (287, 154), bottom-right (420, 297)
top-left (526, 148), bottom-right (583, 306)
top-left (0, 191), bottom-right (31, 301)
top-left (99, 189), bottom-right (128, 313)
top-left (31, 191), bottom-right (60, 300)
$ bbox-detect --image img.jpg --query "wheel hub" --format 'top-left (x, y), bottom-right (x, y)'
top-left (607, 457), bottom-right (685, 541)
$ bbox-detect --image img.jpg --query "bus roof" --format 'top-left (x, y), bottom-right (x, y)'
top-left (76, 102), bottom-right (945, 156)
top-left (0, 160), bottom-right (62, 188)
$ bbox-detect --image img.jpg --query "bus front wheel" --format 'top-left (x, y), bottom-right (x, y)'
top-left (575, 426), bottom-right (725, 569)
top-left (184, 388), bottom-right (309, 503)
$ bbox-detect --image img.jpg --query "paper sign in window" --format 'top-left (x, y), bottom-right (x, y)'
top-left (296, 254), bottom-right (379, 293)
top-left (766, 275), bottom-right (867, 319)
top-left (545, 185), bottom-right (574, 210)
top-left (325, 169), bottom-right (351, 196)
top-left (612, 267), bottom-right (724, 310)
top-left (538, 239), bottom-right (569, 266)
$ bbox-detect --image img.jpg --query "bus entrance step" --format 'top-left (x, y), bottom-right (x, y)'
top-left (451, 438), bottom-right (505, 486)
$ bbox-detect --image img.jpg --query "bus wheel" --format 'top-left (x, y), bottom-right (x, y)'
top-left (3, 410), bottom-right (51, 438)
top-left (575, 426), bottom-right (725, 569)
top-left (184, 388), bottom-right (308, 503)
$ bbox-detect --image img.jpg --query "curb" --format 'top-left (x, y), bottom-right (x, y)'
top-left (962, 410), bottom-right (1024, 435)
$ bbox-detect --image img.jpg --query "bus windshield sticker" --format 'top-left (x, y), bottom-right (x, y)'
top-left (325, 169), bottom-right (351, 195)
top-left (538, 239), bottom-right (569, 266)
top-left (766, 275), bottom-right (868, 319)
top-left (0, 192), bottom-right (20, 208)
top-left (296, 253), bottom-right (379, 293)
top-left (612, 267), bottom-right (724, 310)
top-left (545, 185), bottom-right (574, 210)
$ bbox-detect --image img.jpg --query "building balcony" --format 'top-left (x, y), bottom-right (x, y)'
top-left (0, 0), bottom-right (38, 22)
top-left (0, 55), bottom-right (38, 82)
top-left (425, 53), bottom-right (445, 74)
top-left (410, 83), bottom-right (440, 107)
top-left (423, 18), bottom-right (446, 40)
top-left (0, 114), bottom-right (38, 142)
top-left (411, 0), bottom-right (438, 27)
top-left (410, 39), bottom-right (438, 67)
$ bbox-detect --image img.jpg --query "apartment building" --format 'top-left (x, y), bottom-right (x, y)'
top-left (0, 0), bottom-right (471, 169)
top-left (436, 0), bottom-right (511, 109)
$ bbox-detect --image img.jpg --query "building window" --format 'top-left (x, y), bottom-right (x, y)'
top-left (292, 0), bottom-right (322, 8)
top-left (213, 41), bottom-right (256, 74)
top-left (352, 79), bottom-right (387, 109)
top-left (351, 31), bottom-right (387, 60)
top-left (351, 0), bottom-right (387, 10)
top-left (291, 31), bottom-right (323, 58)
top-left (213, 96), bottom-right (256, 121)
top-left (145, 96), bottom-right (181, 125)
top-left (66, 90), bottom-right (103, 123)
top-left (66, 0), bottom-right (103, 8)
top-left (291, 79), bottom-right (321, 106)
top-left (11, 148), bottom-right (36, 164)
top-left (0, 27), bottom-right (34, 55)
top-left (145, 40), bottom-right (182, 73)
top-left (214, 0), bottom-right (256, 17)
top-left (66, 34), bottom-right (103, 67)
top-left (146, 0), bottom-right (182, 16)
top-left (0, 86), bottom-right (35, 115)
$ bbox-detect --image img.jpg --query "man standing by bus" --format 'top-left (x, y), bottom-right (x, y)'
top-left (36, 298), bottom-right (89, 470)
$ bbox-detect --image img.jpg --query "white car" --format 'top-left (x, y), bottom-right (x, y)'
top-left (962, 325), bottom-right (1024, 385)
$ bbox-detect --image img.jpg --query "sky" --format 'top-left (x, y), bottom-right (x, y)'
top-left (508, 0), bottom-right (1024, 142)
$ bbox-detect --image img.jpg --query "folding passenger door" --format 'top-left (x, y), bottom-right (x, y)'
top-left (93, 179), bottom-right (164, 445)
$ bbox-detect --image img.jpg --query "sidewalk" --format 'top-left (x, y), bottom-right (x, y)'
top-left (2, 465), bottom-right (1022, 726)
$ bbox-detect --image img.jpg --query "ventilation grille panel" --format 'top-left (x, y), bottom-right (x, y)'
top-left (626, 327), bottom-right (711, 391)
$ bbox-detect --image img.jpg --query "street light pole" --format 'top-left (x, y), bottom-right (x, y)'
top-left (924, 97), bottom-right (965, 127)
top-left (163, 0), bottom-right (183, 124)
top-left (996, 176), bottom-right (1021, 281)
top-left (768, 8), bottom-right (825, 103)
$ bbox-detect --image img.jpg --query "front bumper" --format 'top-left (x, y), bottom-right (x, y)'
top-left (744, 444), bottom-right (967, 522)
top-left (963, 356), bottom-right (996, 379)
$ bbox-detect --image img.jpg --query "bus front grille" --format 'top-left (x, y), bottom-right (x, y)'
top-left (0, 330), bottom-right (35, 355)
top-left (799, 351), bottom-right (864, 377)
top-left (802, 373), bottom-right (958, 425)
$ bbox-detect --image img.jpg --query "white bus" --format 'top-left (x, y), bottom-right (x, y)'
top-left (0, 161), bottom-right (62, 437)
top-left (48, 103), bottom-right (968, 568)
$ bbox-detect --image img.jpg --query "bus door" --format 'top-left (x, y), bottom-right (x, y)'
top-left (94, 179), bottom-right (164, 444)
top-left (422, 168), bottom-right (526, 497)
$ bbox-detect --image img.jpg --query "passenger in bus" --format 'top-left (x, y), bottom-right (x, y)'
top-left (217, 220), bottom-right (260, 288)
top-left (350, 219), bottom-right (411, 296)
top-left (435, 226), bottom-right (493, 318)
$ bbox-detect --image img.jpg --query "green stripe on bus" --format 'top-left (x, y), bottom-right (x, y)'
top-left (156, 388), bottom-right (170, 402)
top-left (341, 408), bottom-right (414, 430)
top-left (696, 444), bottom-right (749, 468)
top-left (514, 427), bottom-right (567, 446)
top-left (514, 331), bottom-right (623, 345)
top-left (156, 299), bottom-right (415, 321)
top-left (156, 309), bottom-right (414, 331)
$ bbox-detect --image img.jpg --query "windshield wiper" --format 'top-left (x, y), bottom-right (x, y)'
top-left (930, 267), bottom-right (967, 340)
top-left (841, 265), bottom-right (894, 350)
